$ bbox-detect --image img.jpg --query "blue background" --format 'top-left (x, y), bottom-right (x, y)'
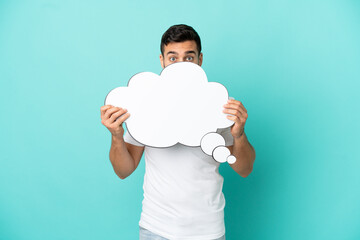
top-left (1, 0), bottom-right (359, 239)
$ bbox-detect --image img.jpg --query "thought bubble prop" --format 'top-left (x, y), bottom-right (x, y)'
top-left (105, 62), bottom-right (236, 163)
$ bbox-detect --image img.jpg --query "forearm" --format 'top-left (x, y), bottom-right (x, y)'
top-left (109, 135), bottom-right (135, 179)
top-left (230, 133), bottom-right (256, 177)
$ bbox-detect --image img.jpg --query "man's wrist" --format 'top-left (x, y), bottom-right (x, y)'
top-left (233, 131), bottom-right (246, 141)
top-left (111, 134), bottom-right (124, 143)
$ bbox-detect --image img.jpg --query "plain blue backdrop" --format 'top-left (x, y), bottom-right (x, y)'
top-left (1, 0), bottom-right (359, 239)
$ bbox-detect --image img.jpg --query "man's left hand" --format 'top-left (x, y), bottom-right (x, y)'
top-left (223, 99), bottom-right (248, 139)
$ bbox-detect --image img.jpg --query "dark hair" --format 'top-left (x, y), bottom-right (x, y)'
top-left (160, 24), bottom-right (202, 56)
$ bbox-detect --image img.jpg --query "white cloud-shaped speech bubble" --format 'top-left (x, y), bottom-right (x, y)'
top-left (105, 62), bottom-right (236, 163)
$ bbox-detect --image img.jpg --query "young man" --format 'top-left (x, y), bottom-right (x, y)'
top-left (100, 24), bottom-right (256, 240)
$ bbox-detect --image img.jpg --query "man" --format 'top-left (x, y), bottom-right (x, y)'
top-left (100, 24), bottom-right (256, 240)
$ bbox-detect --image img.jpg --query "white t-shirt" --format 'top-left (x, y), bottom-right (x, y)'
top-left (124, 127), bottom-right (234, 240)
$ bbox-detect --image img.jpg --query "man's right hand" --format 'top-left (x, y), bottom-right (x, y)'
top-left (100, 105), bottom-right (130, 139)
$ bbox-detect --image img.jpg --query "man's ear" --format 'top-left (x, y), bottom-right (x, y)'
top-left (198, 53), bottom-right (203, 67)
top-left (159, 54), bottom-right (164, 69)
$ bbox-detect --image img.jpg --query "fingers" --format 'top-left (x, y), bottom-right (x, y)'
top-left (227, 114), bottom-right (247, 131)
top-left (223, 108), bottom-right (248, 119)
top-left (111, 112), bottom-right (130, 127)
top-left (223, 108), bottom-right (240, 118)
top-left (226, 114), bottom-right (241, 124)
top-left (224, 99), bottom-right (248, 117)
top-left (100, 105), bottom-right (112, 117)
top-left (100, 105), bottom-right (129, 127)
top-left (225, 103), bottom-right (247, 113)
top-left (103, 107), bottom-right (118, 119)
top-left (224, 99), bottom-right (247, 113)
top-left (108, 108), bottom-right (128, 122)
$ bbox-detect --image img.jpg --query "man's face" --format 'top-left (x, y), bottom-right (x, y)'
top-left (160, 40), bottom-right (203, 68)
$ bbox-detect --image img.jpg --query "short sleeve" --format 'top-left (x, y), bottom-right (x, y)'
top-left (123, 131), bottom-right (145, 147)
top-left (216, 127), bottom-right (234, 147)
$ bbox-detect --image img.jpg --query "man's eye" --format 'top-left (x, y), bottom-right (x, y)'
top-left (169, 57), bottom-right (176, 61)
top-left (185, 56), bottom-right (194, 61)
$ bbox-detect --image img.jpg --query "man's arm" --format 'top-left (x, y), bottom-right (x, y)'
top-left (227, 133), bottom-right (255, 177)
top-left (101, 105), bottom-right (144, 179)
top-left (109, 136), bottom-right (144, 179)
top-left (223, 99), bottom-right (256, 177)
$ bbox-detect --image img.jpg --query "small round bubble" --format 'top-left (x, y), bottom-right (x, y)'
top-left (227, 155), bottom-right (236, 164)
top-left (213, 146), bottom-right (230, 163)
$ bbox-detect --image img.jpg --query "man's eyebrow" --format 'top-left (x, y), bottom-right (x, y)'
top-left (185, 50), bottom-right (197, 55)
top-left (166, 51), bottom-right (178, 55)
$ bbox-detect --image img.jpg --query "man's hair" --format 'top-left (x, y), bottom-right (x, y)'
top-left (160, 24), bottom-right (202, 56)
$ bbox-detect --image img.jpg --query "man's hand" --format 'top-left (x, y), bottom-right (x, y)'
top-left (100, 105), bottom-right (130, 139)
top-left (223, 99), bottom-right (248, 139)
